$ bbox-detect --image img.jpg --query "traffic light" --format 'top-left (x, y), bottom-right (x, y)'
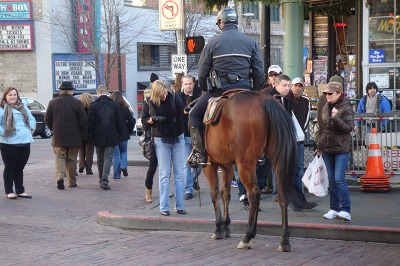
top-left (185, 36), bottom-right (205, 54)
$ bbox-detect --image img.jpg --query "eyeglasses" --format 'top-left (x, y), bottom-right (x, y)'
top-left (268, 73), bottom-right (279, 77)
top-left (323, 92), bottom-right (337, 96)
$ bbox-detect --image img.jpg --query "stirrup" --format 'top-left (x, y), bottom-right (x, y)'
top-left (187, 152), bottom-right (208, 168)
top-left (257, 154), bottom-right (266, 166)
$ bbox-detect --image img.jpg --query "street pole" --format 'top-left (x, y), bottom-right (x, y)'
top-left (261, 5), bottom-right (271, 76)
top-left (116, 16), bottom-right (122, 93)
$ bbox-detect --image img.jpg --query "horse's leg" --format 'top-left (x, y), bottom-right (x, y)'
top-left (237, 163), bottom-right (260, 249)
top-left (278, 192), bottom-right (291, 252)
top-left (203, 164), bottom-right (225, 239)
top-left (220, 165), bottom-right (233, 238)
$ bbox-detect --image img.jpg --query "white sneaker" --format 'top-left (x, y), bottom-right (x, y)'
top-left (239, 194), bottom-right (246, 202)
top-left (336, 211), bottom-right (351, 221)
top-left (323, 210), bottom-right (338, 219)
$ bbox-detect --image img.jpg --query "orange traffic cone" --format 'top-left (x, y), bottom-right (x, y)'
top-left (360, 128), bottom-right (390, 192)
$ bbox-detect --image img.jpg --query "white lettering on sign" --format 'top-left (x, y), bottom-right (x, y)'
top-left (0, 23), bottom-right (32, 50)
top-left (54, 59), bottom-right (97, 91)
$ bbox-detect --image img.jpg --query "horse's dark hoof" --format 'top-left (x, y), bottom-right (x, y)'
top-left (225, 228), bottom-right (231, 238)
top-left (238, 240), bottom-right (253, 249)
top-left (278, 243), bottom-right (291, 252)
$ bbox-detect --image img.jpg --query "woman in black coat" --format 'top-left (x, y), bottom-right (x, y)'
top-left (110, 92), bottom-right (135, 179)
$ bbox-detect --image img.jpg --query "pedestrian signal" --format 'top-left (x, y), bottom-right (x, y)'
top-left (185, 36), bottom-right (205, 54)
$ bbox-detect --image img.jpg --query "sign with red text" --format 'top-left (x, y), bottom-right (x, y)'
top-left (159, 0), bottom-right (184, 30)
top-left (52, 54), bottom-right (104, 92)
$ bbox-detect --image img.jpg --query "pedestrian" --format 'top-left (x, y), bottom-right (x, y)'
top-left (173, 72), bottom-right (184, 93)
top-left (177, 74), bottom-right (201, 200)
top-left (287, 77), bottom-right (311, 194)
top-left (0, 86), bottom-right (36, 199)
top-left (45, 81), bottom-right (87, 190)
top-left (78, 93), bottom-right (95, 175)
top-left (356, 82), bottom-right (391, 131)
top-left (109, 91), bottom-right (135, 179)
top-left (263, 65), bottom-right (282, 92)
top-left (315, 81), bottom-right (354, 221)
top-left (188, 7), bottom-right (265, 167)
top-left (143, 73), bottom-right (159, 99)
top-left (141, 80), bottom-right (186, 216)
top-left (88, 85), bottom-right (122, 190)
top-left (141, 96), bottom-right (158, 203)
top-left (265, 72), bottom-right (293, 202)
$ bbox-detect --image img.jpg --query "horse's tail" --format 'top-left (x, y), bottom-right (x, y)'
top-left (263, 98), bottom-right (316, 210)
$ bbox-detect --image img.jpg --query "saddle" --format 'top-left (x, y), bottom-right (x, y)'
top-left (204, 89), bottom-right (248, 125)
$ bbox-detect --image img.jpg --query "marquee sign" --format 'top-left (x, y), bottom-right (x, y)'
top-left (52, 54), bottom-right (104, 93)
top-left (0, 1), bottom-right (32, 20)
top-left (0, 21), bottom-right (33, 50)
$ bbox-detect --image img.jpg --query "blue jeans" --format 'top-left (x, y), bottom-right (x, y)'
top-left (294, 143), bottom-right (305, 192)
top-left (183, 137), bottom-right (201, 194)
top-left (113, 140), bottom-right (128, 178)
top-left (154, 134), bottom-right (185, 212)
top-left (323, 152), bottom-right (351, 213)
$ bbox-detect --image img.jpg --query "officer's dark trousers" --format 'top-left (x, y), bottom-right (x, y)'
top-left (189, 90), bottom-right (224, 132)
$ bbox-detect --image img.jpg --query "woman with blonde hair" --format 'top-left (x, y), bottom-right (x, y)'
top-left (78, 93), bottom-right (94, 175)
top-left (0, 87), bottom-right (36, 199)
top-left (141, 80), bottom-right (186, 216)
top-left (110, 91), bottom-right (135, 179)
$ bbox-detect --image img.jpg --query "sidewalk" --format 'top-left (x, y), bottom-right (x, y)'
top-left (98, 137), bottom-right (400, 244)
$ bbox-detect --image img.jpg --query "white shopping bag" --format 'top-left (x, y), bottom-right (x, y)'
top-left (302, 156), bottom-right (329, 197)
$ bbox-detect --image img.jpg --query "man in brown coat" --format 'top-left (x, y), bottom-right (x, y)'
top-left (45, 81), bottom-right (87, 189)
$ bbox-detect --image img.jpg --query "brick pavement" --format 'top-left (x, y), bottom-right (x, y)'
top-left (0, 138), bottom-right (400, 265)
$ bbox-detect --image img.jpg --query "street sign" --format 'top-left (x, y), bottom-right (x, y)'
top-left (159, 0), bottom-right (184, 31)
top-left (171, 54), bottom-right (187, 79)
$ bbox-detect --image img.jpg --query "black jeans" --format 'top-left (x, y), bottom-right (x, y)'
top-left (189, 90), bottom-right (224, 131)
top-left (0, 143), bottom-right (31, 194)
top-left (145, 145), bottom-right (158, 190)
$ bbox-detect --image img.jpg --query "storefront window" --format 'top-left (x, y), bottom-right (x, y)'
top-left (370, 0), bottom-right (395, 16)
top-left (367, 0), bottom-right (399, 110)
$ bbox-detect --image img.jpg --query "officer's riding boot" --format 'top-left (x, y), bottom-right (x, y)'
top-left (188, 127), bottom-right (207, 168)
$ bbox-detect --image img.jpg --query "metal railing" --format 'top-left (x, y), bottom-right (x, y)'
top-left (304, 112), bottom-right (400, 183)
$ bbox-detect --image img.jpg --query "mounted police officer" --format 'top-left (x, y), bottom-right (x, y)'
top-left (188, 7), bottom-right (265, 168)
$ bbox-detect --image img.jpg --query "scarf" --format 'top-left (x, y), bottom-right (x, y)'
top-left (3, 99), bottom-right (30, 137)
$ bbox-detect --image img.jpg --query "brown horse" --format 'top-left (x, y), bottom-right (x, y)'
top-left (202, 90), bottom-right (315, 251)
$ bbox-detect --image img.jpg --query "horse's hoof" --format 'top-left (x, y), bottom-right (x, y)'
top-left (277, 244), bottom-right (291, 252)
top-left (225, 228), bottom-right (231, 238)
top-left (212, 233), bottom-right (224, 240)
top-left (237, 240), bottom-right (253, 249)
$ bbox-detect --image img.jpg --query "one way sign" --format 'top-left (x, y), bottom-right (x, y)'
top-left (171, 54), bottom-right (187, 79)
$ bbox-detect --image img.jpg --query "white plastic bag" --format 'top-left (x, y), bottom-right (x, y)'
top-left (292, 111), bottom-right (305, 142)
top-left (302, 156), bottom-right (329, 197)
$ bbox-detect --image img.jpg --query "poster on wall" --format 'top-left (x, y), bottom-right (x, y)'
top-left (52, 54), bottom-right (104, 93)
top-left (0, 21), bottom-right (33, 50)
top-left (370, 73), bottom-right (389, 89)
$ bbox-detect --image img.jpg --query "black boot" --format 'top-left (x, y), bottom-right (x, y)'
top-left (188, 127), bottom-right (207, 168)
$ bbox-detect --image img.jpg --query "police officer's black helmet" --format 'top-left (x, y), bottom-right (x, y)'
top-left (216, 8), bottom-right (238, 25)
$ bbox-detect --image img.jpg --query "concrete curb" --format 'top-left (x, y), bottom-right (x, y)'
top-left (97, 211), bottom-right (400, 244)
